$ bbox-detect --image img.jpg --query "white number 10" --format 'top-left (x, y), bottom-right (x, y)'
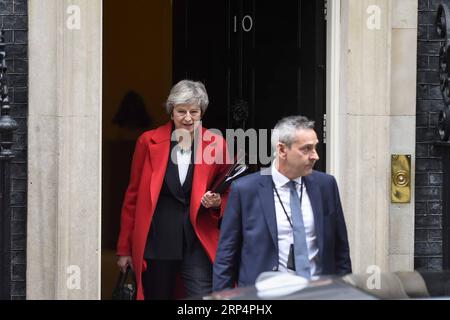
top-left (234, 15), bottom-right (253, 33)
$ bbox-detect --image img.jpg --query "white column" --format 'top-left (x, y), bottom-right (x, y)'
top-left (335, 0), bottom-right (417, 274)
top-left (27, 0), bottom-right (102, 299)
top-left (388, 0), bottom-right (417, 271)
top-left (326, 0), bottom-right (341, 182)
top-left (339, 0), bottom-right (392, 273)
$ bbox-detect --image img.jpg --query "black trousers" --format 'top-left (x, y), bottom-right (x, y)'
top-left (142, 240), bottom-right (212, 300)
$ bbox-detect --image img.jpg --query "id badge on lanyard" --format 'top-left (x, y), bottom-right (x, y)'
top-left (287, 243), bottom-right (296, 271)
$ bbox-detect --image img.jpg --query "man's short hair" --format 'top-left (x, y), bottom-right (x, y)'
top-left (271, 115), bottom-right (315, 151)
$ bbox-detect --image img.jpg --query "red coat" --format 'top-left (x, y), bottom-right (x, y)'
top-left (116, 121), bottom-right (231, 300)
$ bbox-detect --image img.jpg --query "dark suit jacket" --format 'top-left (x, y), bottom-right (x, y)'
top-left (144, 139), bottom-right (196, 260)
top-left (213, 169), bottom-right (352, 291)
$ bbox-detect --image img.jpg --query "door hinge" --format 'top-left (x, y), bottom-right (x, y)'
top-left (324, 0), bottom-right (328, 21)
top-left (323, 114), bottom-right (327, 144)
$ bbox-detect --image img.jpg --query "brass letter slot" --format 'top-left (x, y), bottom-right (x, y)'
top-left (391, 155), bottom-right (411, 203)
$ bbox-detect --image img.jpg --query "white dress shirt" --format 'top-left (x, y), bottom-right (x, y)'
top-left (271, 163), bottom-right (319, 276)
top-left (176, 148), bottom-right (191, 186)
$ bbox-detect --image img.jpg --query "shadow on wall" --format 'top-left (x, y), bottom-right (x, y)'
top-left (113, 90), bottom-right (152, 130)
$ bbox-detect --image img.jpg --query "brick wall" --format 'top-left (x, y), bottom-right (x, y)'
top-left (416, 0), bottom-right (446, 271)
top-left (1, 0), bottom-right (27, 299)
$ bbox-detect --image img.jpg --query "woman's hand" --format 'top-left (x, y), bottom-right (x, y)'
top-left (117, 255), bottom-right (133, 273)
top-left (201, 191), bottom-right (221, 208)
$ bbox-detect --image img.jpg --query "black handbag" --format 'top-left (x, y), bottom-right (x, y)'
top-left (112, 266), bottom-right (137, 300)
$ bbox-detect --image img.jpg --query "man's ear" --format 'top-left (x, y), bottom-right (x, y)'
top-left (277, 143), bottom-right (288, 159)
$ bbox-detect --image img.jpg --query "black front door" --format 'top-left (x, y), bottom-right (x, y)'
top-left (173, 0), bottom-right (326, 171)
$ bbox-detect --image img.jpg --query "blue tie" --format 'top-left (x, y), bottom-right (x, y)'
top-left (288, 180), bottom-right (311, 279)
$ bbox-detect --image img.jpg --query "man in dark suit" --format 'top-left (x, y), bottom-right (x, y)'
top-left (213, 116), bottom-right (352, 291)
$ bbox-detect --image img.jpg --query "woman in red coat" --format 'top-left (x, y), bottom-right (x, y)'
top-left (116, 80), bottom-right (230, 299)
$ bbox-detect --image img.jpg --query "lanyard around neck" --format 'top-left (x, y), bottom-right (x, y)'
top-left (272, 179), bottom-right (304, 228)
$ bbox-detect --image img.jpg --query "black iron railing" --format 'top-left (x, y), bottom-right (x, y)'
top-left (435, 4), bottom-right (450, 270)
top-left (0, 29), bottom-right (18, 300)
top-left (436, 4), bottom-right (450, 141)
